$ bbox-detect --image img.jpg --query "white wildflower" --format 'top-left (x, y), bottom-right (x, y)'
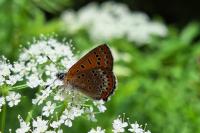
top-left (85, 107), bottom-right (97, 122)
top-left (53, 79), bottom-right (63, 87)
top-left (0, 60), bottom-right (11, 77)
top-left (37, 56), bottom-right (48, 64)
top-left (64, 119), bottom-right (72, 127)
top-left (128, 123), bottom-right (141, 132)
top-left (62, 2), bottom-right (167, 44)
top-left (45, 63), bottom-right (58, 76)
top-left (54, 90), bottom-right (65, 101)
top-left (46, 131), bottom-right (56, 133)
top-left (24, 61), bottom-right (37, 73)
top-left (6, 92), bottom-right (21, 107)
top-left (42, 101), bottom-right (56, 117)
top-left (88, 126), bottom-right (105, 133)
top-left (12, 62), bottom-right (25, 73)
top-left (16, 115), bottom-right (30, 133)
top-left (112, 118), bottom-right (128, 133)
top-left (0, 96), bottom-right (5, 106)
top-left (0, 97), bottom-right (5, 112)
top-left (57, 129), bottom-right (63, 133)
top-left (0, 58), bottom-right (24, 86)
top-left (60, 109), bottom-right (73, 127)
top-left (32, 87), bottom-right (52, 105)
top-left (128, 122), bottom-right (151, 133)
top-left (19, 37), bottom-right (76, 89)
top-left (70, 106), bottom-right (84, 117)
top-left (61, 58), bottom-right (76, 69)
top-left (27, 74), bottom-right (42, 88)
top-left (50, 121), bottom-right (61, 129)
top-left (32, 117), bottom-right (48, 133)
top-left (93, 100), bottom-right (106, 112)
top-left (6, 75), bottom-right (22, 85)
top-left (0, 75), bottom-right (4, 86)
top-left (59, 107), bottom-right (83, 127)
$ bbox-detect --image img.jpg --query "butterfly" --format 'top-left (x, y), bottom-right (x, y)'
top-left (56, 44), bottom-right (116, 101)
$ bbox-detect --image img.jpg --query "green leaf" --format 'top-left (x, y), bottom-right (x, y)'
top-left (32, 0), bottom-right (72, 13)
top-left (180, 22), bottom-right (200, 44)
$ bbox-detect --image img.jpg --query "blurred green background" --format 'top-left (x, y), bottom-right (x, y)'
top-left (1, 0), bottom-right (200, 132)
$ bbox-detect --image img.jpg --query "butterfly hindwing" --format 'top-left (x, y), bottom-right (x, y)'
top-left (99, 70), bottom-right (116, 101)
top-left (68, 68), bottom-right (116, 101)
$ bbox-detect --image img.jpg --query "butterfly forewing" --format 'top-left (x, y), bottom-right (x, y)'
top-left (66, 44), bottom-right (113, 79)
top-left (64, 44), bottom-right (116, 101)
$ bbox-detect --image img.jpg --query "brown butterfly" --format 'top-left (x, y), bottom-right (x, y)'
top-left (56, 44), bottom-right (116, 101)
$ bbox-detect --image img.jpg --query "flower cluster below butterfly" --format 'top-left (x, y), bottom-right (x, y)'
top-left (56, 44), bottom-right (116, 101)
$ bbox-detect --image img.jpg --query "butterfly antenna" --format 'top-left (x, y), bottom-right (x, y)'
top-left (45, 56), bottom-right (57, 89)
top-left (45, 78), bottom-right (58, 89)
top-left (47, 56), bottom-right (58, 66)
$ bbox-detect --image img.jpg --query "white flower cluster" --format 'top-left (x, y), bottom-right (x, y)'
top-left (16, 100), bottom-right (106, 132)
top-left (0, 37), bottom-right (77, 114)
top-left (0, 37), bottom-right (76, 88)
top-left (19, 37), bottom-right (76, 88)
top-left (31, 87), bottom-right (107, 126)
top-left (0, 57), bottom-right (21, 86)
top-left (88, 115), bottom-right (151, 133)
top-left (16, 115), bottom-right (63, 133)
top-left (0, 92), bottom-right (21, 111)
top-left (2, 37), bottom-right (108, 132)
top-left (88, 127), bottom-right (105, 133)
top-left (62, 2), bottom-right (167, 44)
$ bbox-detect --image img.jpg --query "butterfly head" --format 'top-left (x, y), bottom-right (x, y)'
top-left (56, 72), bottom-right (65, 80)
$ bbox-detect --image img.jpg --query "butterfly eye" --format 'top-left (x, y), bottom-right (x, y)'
top-left (56, 73), bottom-right (65, 80)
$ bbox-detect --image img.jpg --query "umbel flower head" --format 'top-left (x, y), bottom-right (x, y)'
top-left (0, 36), bottom-right (107, 132)
top-left (88, 115), bottom-right (151, 133)
top-left (62, 1), bottom-right (167, 44)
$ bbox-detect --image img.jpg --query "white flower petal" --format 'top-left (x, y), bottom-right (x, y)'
top-left (6, 92), bottom-right (21, 107)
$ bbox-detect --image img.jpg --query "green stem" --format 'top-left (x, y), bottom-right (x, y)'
top-left (0, 86), bottom-right (8, 132)
top-left (9, 84), bottom-right (28, 91)
top-left (1, 103), bottom-right (6, 132)
top-left (57, 100), bottom-right (68, 118)
top-left (25, 86), bottom-right (42, 122)
top-left (25, 105), bottom-right (35, 122)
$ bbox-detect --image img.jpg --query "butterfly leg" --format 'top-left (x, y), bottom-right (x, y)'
top-left (71, 90), bottom-right (75, 103)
